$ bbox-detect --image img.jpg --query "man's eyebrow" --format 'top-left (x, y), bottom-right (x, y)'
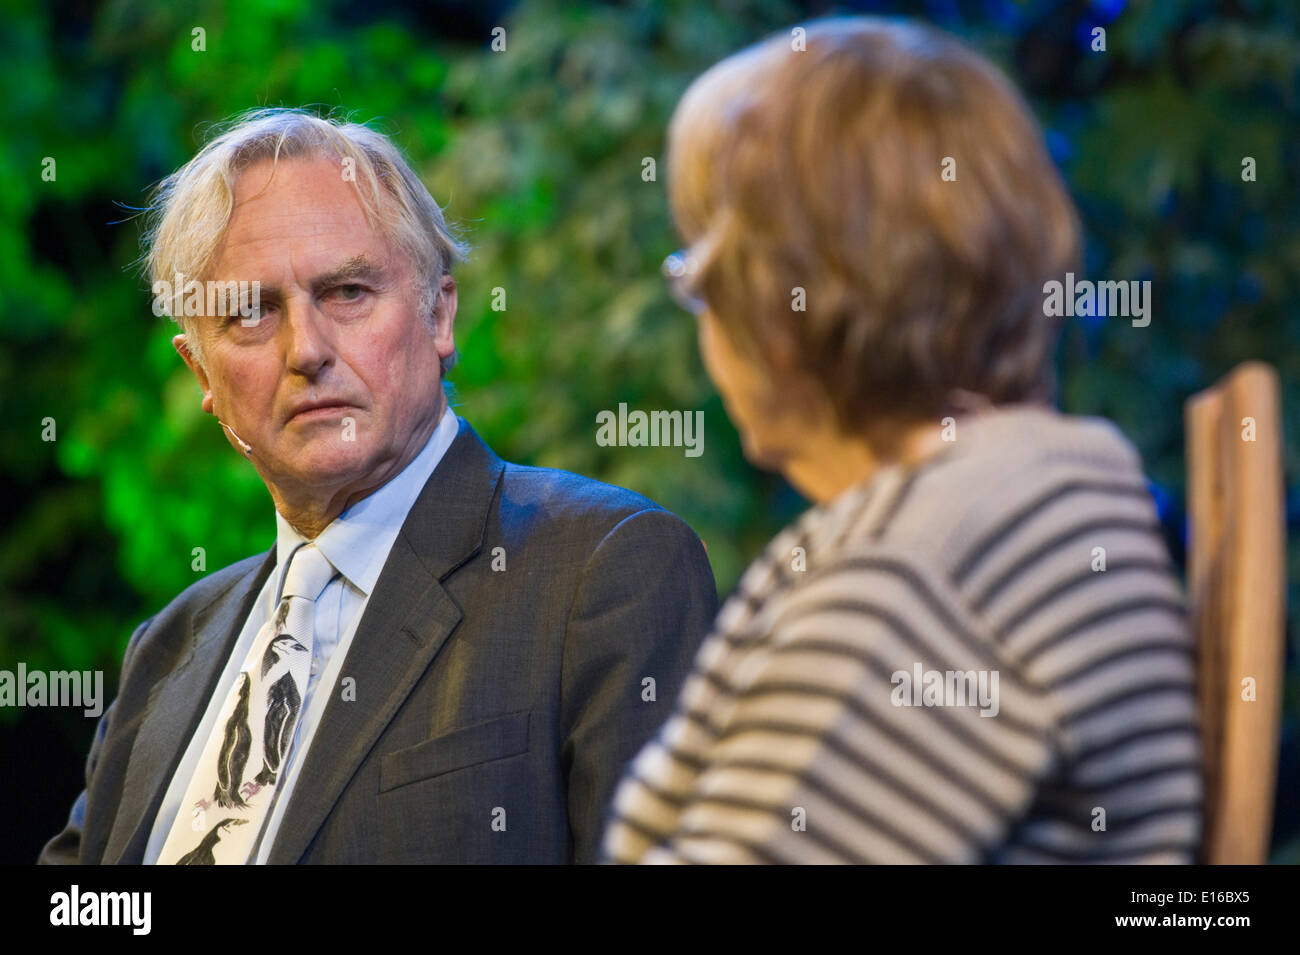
top-left (308, 255), bottom-right (387, 292)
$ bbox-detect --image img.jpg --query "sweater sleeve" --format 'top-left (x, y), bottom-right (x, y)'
top-left (603, 547), bottom-right (1064, 863)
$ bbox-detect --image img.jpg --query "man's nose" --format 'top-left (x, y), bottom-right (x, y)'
top-left (282, 298), bottom-right (333, 375)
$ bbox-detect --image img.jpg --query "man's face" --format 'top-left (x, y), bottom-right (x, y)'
top-left (174, 156), bottom-right (456, 513)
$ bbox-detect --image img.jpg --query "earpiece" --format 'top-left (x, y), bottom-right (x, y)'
top-left (218, 419), bottom-right (253, 457)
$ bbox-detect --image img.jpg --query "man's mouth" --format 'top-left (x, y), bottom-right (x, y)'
top-left (287, 401), bottom-right (354, 423)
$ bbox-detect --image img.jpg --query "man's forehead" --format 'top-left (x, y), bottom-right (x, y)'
top-left (230, 154), bottom-right (355, 205)
top-left (211, 158), bottom-right (395, 280)
top-left (208, 243), bottom-right (397, 286)
top-left (224, 159), bottom-right (378, 239)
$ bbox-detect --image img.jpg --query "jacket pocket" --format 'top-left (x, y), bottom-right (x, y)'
top-left (378, 710), bottom-right (531, 792)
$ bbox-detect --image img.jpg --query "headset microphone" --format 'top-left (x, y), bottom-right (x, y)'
top-left (218, 419), bottom-right (254, 457)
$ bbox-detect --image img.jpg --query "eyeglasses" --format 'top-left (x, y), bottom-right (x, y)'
top-left (662, 249), bottom-right (705, 315)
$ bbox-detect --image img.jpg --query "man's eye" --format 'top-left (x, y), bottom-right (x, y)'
top-left (333, 285), bottom-right (366, 301)
top-left (226, 304), bottom-right (264, 325)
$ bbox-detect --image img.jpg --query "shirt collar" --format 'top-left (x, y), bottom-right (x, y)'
top-left (273, 405), bottom-right (460, 598)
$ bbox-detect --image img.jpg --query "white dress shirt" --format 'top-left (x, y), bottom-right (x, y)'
top-left (145, 405), bottom-right (460, 864)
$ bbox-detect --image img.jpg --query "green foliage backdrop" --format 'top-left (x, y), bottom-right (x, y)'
top-left (1, 0), bottom-right (1296, 859)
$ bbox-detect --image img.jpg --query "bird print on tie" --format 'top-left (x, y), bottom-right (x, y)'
top-left (213, 672), bottom-right (253, 809)
top-left (175, 818), bottom-right (248, 865)
top-left (260, 631), bottom-right (306, 677)
top-left (157, 542), bottom-right (338, 865)
top-left (253, 640), bottom-right (306, 788)
top-left (267, 597), bottom-right (292, 651)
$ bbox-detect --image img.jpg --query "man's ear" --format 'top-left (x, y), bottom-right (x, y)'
top-left (173, 334), bottom-right (214, 415)
top-left (431, 274), bottom-right (457, 361)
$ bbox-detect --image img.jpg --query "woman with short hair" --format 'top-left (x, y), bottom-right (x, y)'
top-left (603, 17), bottom-right (1201, 864)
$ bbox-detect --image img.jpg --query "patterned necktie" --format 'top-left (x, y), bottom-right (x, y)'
top-left (158, 542), bottom-right (339, 865)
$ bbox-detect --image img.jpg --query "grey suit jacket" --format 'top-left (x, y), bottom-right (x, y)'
top-left (39, 416), bottom-right (717, 864)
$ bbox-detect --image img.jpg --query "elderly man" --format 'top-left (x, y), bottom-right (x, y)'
top-left (39, 109), bottom-right (717, 864)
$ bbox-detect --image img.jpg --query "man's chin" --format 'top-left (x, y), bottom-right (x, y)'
top-left (273, 441), bottom-right (375, 487)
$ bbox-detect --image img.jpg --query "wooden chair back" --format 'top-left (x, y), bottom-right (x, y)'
top-left (1185, 361), bottom-right (1286, 864)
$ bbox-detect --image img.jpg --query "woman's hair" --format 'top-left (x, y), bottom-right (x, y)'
top-left (668, 17), bottom-right (1082, 428)
top-left (142, 107), bottom-right (468, 367)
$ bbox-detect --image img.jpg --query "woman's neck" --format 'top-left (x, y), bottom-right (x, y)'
top-left (786, 412), bottom-right (977, 505)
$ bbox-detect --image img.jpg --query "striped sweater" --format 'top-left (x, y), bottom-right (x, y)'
top-left (601, 404), bottom-right (1202, 863)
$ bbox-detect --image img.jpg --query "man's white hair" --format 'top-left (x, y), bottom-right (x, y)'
top-left (141, 107), bottom-right (468, 370)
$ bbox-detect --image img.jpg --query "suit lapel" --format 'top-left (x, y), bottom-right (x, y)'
top-left (266, 417), bottom-right (506, 863)
top-left (105, 549), bottom-right (276, 863)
